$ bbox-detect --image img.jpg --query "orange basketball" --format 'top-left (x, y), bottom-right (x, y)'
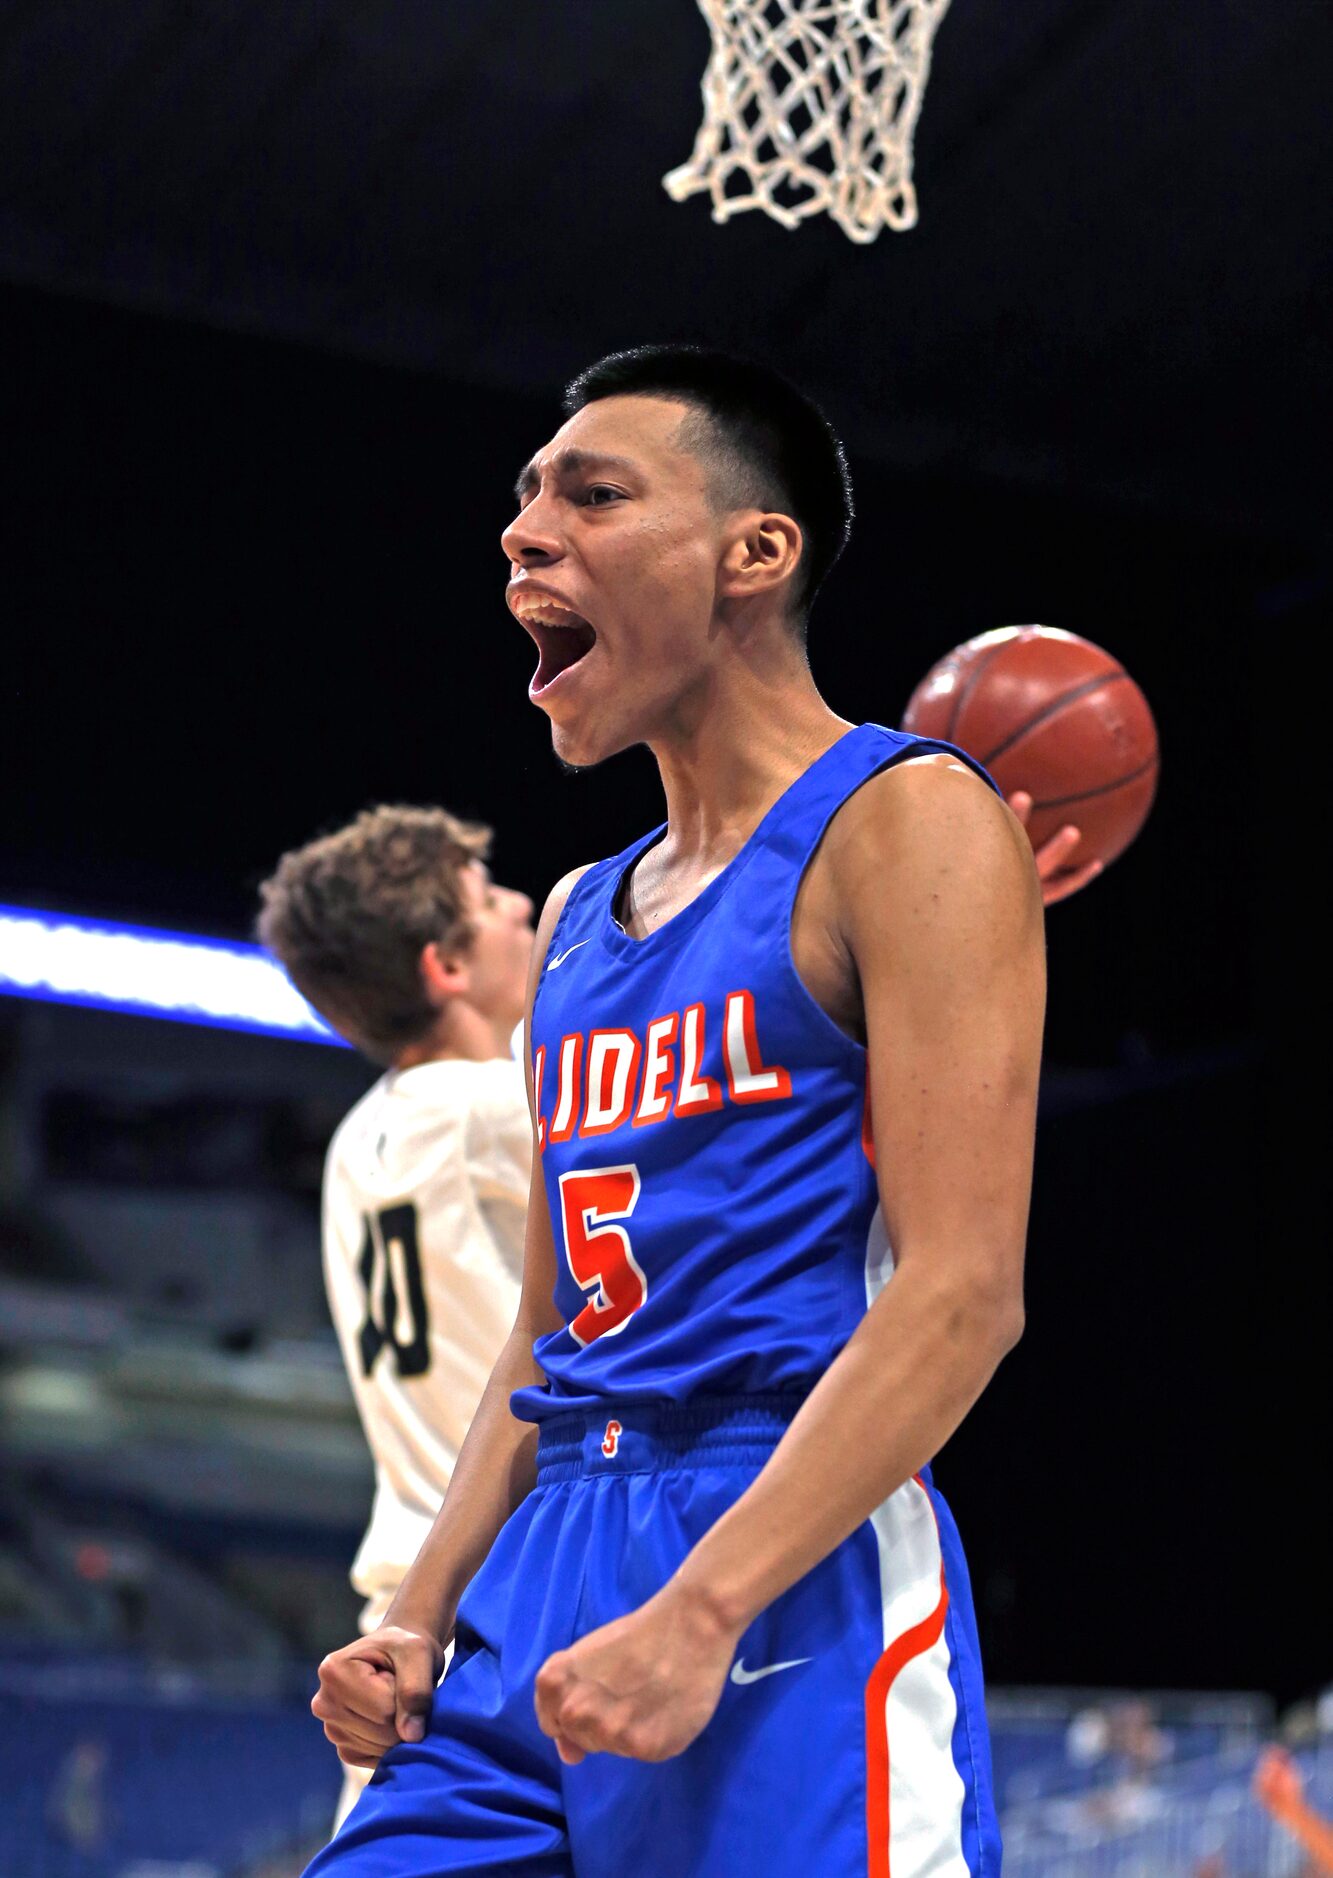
top-left (901, 625), bottom-right (1159, 869)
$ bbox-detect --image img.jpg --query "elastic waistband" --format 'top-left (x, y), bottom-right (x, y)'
top-left (534, 1394), bottom-right (805, 1484)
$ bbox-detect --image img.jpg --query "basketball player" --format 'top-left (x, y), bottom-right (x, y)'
top-left (257, 805), bottom-right (534, 1828)
top-left (1254, 1746), bottom-right (1333, 1872)
top-left (304, 348), bottom-right (1045, 1875)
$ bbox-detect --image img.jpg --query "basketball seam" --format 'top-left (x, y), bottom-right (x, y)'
top-left (945, 637), bottom-right (1016, 743)
top-left (980, 670), bottom-right (1129, 766)
top-left (1030, 753), bottom-right (1159, 811)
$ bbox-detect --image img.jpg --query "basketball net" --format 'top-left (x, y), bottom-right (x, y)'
top-left (664, 0), bottom-right (953, 244)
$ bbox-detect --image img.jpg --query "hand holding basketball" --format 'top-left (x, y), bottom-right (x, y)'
top-left (1007, 791), bottom-right (1104, 906)
top-left (904, 626), bottom-right (1159, 904)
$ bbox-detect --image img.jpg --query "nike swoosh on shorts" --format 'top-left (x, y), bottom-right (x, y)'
top-left (729, 1656), bottom-right (812, 1685)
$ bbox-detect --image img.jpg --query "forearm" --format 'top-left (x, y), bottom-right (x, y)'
top-left (383, 1324), bottom-right (544, 1644)
top-left (672, 1258), bottom-right (1021, 1633)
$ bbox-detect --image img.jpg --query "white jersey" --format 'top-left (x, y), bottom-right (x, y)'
top-left (322, 1057), bottom-right (529, 1628)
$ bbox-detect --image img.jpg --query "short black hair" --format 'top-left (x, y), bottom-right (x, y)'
top-left (562, 345), bottom-right (853, 623)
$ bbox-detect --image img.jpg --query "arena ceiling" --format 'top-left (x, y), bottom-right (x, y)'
top-left (1, 0), bottom-right (1328, 545)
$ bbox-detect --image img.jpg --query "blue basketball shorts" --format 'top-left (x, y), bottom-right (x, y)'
top-left (305, 1397), bottom-right (1000, 1877)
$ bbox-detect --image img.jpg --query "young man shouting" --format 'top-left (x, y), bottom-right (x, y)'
top-left (306, 350), bottom-right (1044, 1876)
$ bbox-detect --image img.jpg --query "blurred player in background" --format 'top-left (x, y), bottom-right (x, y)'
top-left (258, 805), bottom-right (534, 1826)
top-left (1253, 1747), bottom-right (1333, 1873)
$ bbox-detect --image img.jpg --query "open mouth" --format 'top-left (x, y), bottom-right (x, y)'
top-left (510, 591), bottom-right (598, 695)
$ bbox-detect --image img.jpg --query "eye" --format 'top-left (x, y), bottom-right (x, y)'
top-left (581, 484), bottom-right (624, 508)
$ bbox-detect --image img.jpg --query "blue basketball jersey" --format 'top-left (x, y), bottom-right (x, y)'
top-left (308, 724), bottom-right (1006, 1878)
top-left (512, 723), bottom-right (996, 1423)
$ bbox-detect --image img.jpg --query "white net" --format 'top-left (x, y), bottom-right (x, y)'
top-left (664, 0), bottom-right (953, 244)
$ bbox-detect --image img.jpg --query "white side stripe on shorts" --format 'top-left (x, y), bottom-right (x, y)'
top-left (862, 1189), bottom-right (969, 1877)
top-left (865, 1476), bottom-right (968, 1877)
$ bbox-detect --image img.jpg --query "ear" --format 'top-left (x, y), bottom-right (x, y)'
top-left (419, 938), bottom-right (470, 1008)
top-left (717, 511), bottom-right (804, 607)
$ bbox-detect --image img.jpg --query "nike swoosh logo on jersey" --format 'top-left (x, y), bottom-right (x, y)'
top-left (729, 1656), bottom-right (812, 1686)
top-left (547, 940), bottom-right (591, 970)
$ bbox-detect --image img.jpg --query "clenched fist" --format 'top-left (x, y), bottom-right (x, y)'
top-left (534, 1582), bottom-right (740, 1767)
top-left (311, 1625), bottom-right (445, 1768)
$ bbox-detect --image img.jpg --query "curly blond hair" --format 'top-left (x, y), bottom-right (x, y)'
top-left (257, 804), bottom-right (490, 1061)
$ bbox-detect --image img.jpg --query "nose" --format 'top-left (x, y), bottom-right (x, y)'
top-left (501, 489), bottom-right (564, 568)
top-left (508, 888), bottom-right (535, 925)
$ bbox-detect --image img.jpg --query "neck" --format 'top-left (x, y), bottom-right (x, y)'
top-left (645, 627), bottom-right (850, 860)
top-left (393, 1002), bottom-right (516, 1070)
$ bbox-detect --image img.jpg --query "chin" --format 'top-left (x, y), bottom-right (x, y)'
top-left (549, 715), bottom-right (635, 772)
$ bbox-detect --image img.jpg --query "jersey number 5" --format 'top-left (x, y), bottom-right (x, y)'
top-left (558, 1165), bottom-right (646, 1346)
top-left (357, 1202), bottom-right (430, 1378)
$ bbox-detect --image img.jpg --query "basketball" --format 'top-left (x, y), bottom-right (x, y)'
top-left (901, 626), bottom-right (1159, 870)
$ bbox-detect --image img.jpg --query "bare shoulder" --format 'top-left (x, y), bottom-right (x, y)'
top-left (826, 753), bottom-right (1040, 946)
top-left (537, 864), bottom-right (596, 941)
top-left (526, 865), bottom-right (595, 1002)
top-left (791, 754), bottom-right (1040, 1041)
top-left (829, 752), bottom-right (1029, 869)
top-left (519, 864), bottom-right (596, 1080)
